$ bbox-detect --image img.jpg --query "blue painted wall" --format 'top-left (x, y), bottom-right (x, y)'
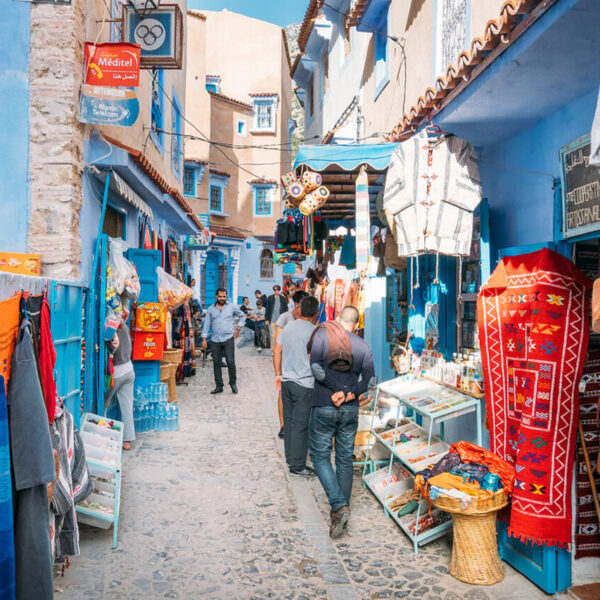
top-left (478, 88), bottom-right (597, 260)
top-left (237, 237), bottom-right (285, 307)
top-left (0, 3), bottom-right (30, 252)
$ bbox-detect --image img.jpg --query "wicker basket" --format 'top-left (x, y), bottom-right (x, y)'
top-left (162, 348), bottom-right (183, 365)
top-left (433, 490), bottom-right (508, 585)
top-left (433, 488), bottom-right (508, 515)
top-left (159, 362), bottom-right (178, 403)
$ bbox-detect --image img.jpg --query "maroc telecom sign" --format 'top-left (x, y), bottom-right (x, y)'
top-left (84, 42), bottom-right (141, 87)
top-left (79, 85), bottom-right (139, 127)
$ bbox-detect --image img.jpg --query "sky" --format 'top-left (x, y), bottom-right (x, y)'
top-left (187, 0), bottom-right (307, 28)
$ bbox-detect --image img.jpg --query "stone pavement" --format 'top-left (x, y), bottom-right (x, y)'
top-left (56, 348), bottom-right (559, 599)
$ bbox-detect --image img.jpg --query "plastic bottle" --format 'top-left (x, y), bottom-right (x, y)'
top-left (172, 403), bottom-right (179, 432)
top-left (162, 383), bottom-right (169, 404)
top-left (146, 403), bottom-right (154, 432)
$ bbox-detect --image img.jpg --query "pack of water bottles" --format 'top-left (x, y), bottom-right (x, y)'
top-left (133, 383), bottom-right (179, 433)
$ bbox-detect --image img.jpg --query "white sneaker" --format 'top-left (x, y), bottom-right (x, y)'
top-left (257, 348), bottom-right (262, 353)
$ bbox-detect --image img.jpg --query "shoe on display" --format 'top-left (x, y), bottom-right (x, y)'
top-left (278, 427), bottom-right (284, 439)
top-left (210, 387), bottom-right (224, 395)
top-left (329, 506), bottom-right (350, 539)
top-left (289, 466), bottom-right (317, 478)
top-left (230, 384), bottom-right (238, 394)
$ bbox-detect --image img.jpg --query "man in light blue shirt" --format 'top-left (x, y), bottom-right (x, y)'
top-left (201, 288), bottom-right (246, 395)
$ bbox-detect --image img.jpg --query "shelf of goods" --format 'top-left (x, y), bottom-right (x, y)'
top-left (362, 375), bottom-right (483, 553)
top-left (75, 413), bottom-right (123, 548)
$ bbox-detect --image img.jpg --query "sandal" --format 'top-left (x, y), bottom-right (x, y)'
top-left (123, 442), bottom-right (131, 451)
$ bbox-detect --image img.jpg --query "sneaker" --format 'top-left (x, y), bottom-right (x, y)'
top-left (289, 466), bottom-right (317, 478)
top-left (329, 506), bottom-right (350, 539)
top-left (257, 348), bottom-right (262, 353)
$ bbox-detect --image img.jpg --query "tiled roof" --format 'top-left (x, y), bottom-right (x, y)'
top-left (209, 168), bottom-right (231, 178)
top-left (185, 157), bottom-right (207, 166)
top-left (347, 0), bottom-right (370, 27)
top-left (210, 224), bottom-right (248, 240)
top-left (389, 0), bottom-right (550, 141)
top-left (101, 135), bottom-right (203, 232)
top-left (248, 92), bottom-right (279, 98)
top-left (249, 178), bottom-right (278, 185)
top-left (208, 90), bottom-right (253, 110)
top-left (298, 0), bottom-right (324, 52)
top-left (187, 9), bottom-right (207, 20)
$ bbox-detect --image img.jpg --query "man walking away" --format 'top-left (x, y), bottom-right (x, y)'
top-left (274, 296), bottom-right (319, 477)
top-left (201, 288), bottom-right (246, 395)
top-left (308, 306), bottom-right (376, 538)
top-left (273, 290), bottom-right (308, 438)
top-left (265, 285), bottom-right (288, 349)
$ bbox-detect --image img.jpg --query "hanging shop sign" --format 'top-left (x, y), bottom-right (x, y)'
top-left (132, 332), bottom-right (165, 360)
top-left (186, 214), bottom-right (211, 249)
top-left (79, 85), bottom-right (139, 127)
top-left (121, 5), bottom-right (184, 69)
top-left (84, 42), bottom-right (141, 87)
top-left (560, 133), bottom-right (600, 238)
top-left (0, 252), bottom-right (41, 276)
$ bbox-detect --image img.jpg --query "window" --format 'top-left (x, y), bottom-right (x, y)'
top-left (253, 186), bottom-right (273, 217)
top-left (210, 185), bottom-right (222, 212)
top-left (102, 204), bottom-right (125, 239)
top-left (171, 88), bottom-right (182, 180)
top-left (374, 12), bottom-right (390, 98)
top-left (260, 249), bottom-right (274, 279)
top-left (251, 95), bottom-right (278, 133)
top-left (205, 75), bottom-right (221, 94)
top-left (183, 166), bottom-right (196, 197)
top-left (110, 0), bottom-right (126, 42)
top-left (150, 69), bottom-right (164, 152)
top-left (435, 0), bottom-right (469, 78)
top-left (237, 120), bottom-right (247, 136)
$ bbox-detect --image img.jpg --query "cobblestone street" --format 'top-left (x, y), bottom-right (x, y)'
top-left (57, 348), bottom-right (557, 600)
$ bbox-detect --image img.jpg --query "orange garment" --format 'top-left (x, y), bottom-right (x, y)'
top-left (449, 441), bottom-right (515, 492)
top-left (0, 293), bottom-right (22, 390)
top-left (427, 472), bottom-right (494, 501)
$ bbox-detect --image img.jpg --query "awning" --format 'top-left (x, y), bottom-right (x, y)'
top-left (292, 143), bottom-right (398, 222)
top-left (110, 170), bottom-right (153, 220)
top-left (294, 143), bottom-right (398, 172)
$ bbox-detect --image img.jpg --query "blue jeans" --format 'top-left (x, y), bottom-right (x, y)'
top-left (309, 405), bottom-right (359, 512)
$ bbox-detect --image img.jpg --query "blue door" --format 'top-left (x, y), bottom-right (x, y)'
top-left (50, 282), bottom-right (86, 425)
top-left (203, 250), bottom-right (226, 306)
top-left (496, 241), bottom-right (571, 594)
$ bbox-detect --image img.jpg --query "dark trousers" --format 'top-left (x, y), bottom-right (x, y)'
top-left (281, 380), bottom-right (312, 470)
top-left (210, 337), bottom-right (236, 387)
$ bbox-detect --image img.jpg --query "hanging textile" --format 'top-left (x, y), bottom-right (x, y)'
top-left (9, 320), bottom-right (55, 600)
top-left (0, 375), bottom-right (14, 600)
top-left (38, 298), bottom-right (58, 424)
top-left (575, 350), bottom-right (600, 558)
top-left (355, 166), bottom-right (370, 273)
top-left (0, 293), bottom-right (22, 391)
top-left (478, 248), bottom-right (591, 546)
top-left (383, 131), bottom-right (482, 256)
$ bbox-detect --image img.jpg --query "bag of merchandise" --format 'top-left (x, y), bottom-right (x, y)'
top-left (107, 238), bottom-right (140, 301)
top-left (157, 267), bottom-right (193, 310)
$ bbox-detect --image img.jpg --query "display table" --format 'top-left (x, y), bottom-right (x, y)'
top-left (432, 490), bottom-right (508, 585)
top-left (362, 375), bottom-right (483, 553)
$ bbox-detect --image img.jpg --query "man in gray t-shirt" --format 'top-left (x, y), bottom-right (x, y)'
top-left (274, 296), bottom-right (319, 477)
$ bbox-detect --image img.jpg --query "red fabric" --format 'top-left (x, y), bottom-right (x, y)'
top-left (38, 297), bottom-right (58, 424)
top-left (575, 350), bottom-right (600, 558)
top-left (478, 248), bottom-right (592, 546)
top-left (143, 224), bottom-right (152, 249)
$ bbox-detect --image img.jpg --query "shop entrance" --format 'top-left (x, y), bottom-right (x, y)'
top-left (203, 250), bottom-right (227, 306)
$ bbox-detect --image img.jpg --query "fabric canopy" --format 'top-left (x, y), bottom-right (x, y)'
top-left (383, 132), bottom-right (482, 256)
top-left (294, 143), bottom-right (398, 172)
top-left (110, 171), bottom-right (154, 219)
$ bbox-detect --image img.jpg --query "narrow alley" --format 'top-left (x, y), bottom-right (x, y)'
top-left (58, 349), bottom-right (550, 600)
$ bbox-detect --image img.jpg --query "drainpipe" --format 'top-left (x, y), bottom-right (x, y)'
top-left (356, 104), bottom-right (362, 142)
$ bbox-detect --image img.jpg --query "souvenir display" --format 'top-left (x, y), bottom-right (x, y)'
top-left (157, 267), bottom-right (193, 310)
top-left (301, 170), bottom-right (322, 191)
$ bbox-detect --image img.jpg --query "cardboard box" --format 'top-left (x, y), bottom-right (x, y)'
top-left (0, 252), bottom-right (41, 276)
top-left (132, 332), bottom-right (164, 361)
top-left (134, 303), bottom-right (167, 332)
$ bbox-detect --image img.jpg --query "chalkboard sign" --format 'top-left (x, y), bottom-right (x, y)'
top-left (560, 133), bottom-right (600, 238)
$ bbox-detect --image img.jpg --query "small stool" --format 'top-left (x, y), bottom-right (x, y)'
top-left (433, 492), bottom-right (508, 585)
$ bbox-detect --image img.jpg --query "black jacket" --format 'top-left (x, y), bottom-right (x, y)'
top-left (265, 294), bottom-right (288, 323)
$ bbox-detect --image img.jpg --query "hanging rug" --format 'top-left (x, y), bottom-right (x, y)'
top-left (478, 248), bottom-right (591, 546)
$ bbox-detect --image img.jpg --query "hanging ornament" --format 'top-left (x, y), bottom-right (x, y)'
top-left (302, 170), bottom-right (322, 192)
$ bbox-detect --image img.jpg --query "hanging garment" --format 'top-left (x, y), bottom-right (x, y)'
top-left (9, 320), bottom-right (55, 600)
top-left (307, 321), bottom-right (353, 371)
top-left (478, 248), bottom-right (591, 546)
top-left (383, 131), bottom-right (482, 256)
top-left (158, 237), bottom-right (164, 268)
top-left (38, 298), bottom-right (58, 424)
top-left (339, 235), bottom-right (356, 269)
top-left (0, 375), bottom-right (14, 600)
top-left (50, 407), bottom-right (92, 559)
top-left (574, 350), bottom-right (600, 558)
top-left (0, 293), bottom-right (22, 390)
top-left (355, 166), bottom-right (370, 272)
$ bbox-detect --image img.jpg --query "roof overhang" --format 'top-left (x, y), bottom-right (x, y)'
top-left (355, 0), bottom-right (390, 32)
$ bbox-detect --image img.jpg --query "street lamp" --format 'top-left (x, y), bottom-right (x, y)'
top-left (129, 0), bottom-right (161, 18)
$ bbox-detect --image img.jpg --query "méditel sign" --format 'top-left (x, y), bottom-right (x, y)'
top-left (84, 42), bottom-right (140, 87)
top-left (79, 85), bottom-right (139, 127)
top-left (122, 5), bottom-right (184, 69)
top-left (560, 133), bottom-right (600, 238)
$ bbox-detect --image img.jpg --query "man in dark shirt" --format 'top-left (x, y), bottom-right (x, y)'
top-left (254, 289), bottom-right (268, 312)
top-left (308, 306), bottom-right (376, 539)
